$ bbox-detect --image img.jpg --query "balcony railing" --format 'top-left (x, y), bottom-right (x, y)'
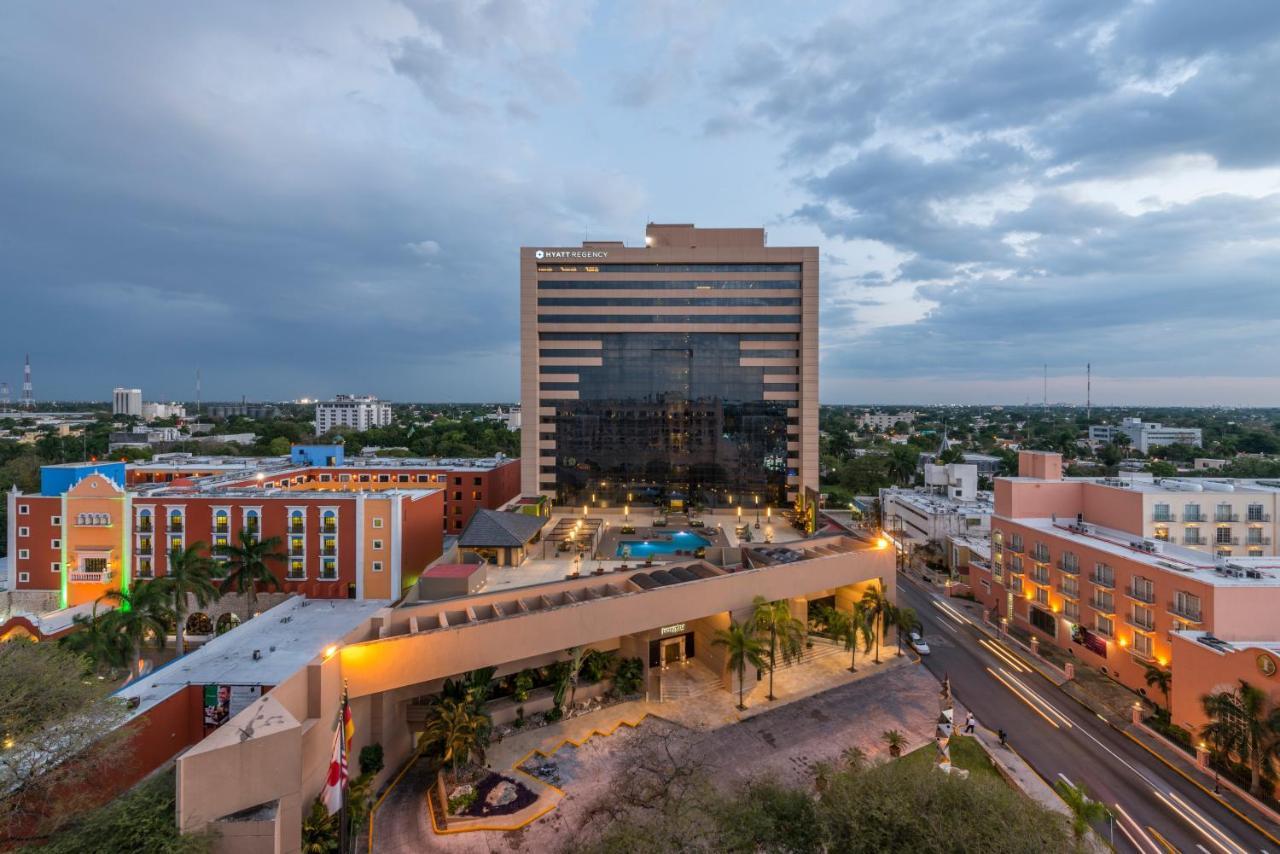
top-left (1215, 513), bottom-right (1240, 523)
top-left (1090, 596), bottom-right (1116, 614)
top-left (1056, 583), bottom-right (1080, 599)
top-left (137, 520), bottom-right (153, 532)
top-left (289, 545), bottom-right (305, 557)
top-left (321, 548), bottom-right (336, 557)
top-left (167, 522), bottom-right (183, 533)
top-left (1216, 536), bottom-right (1241, 546)
top-left (1032, 549), bottom-right (1050, 563)
top-left (1184, 512), bottom-right (1207, 522)
top-left (1247, 536), bottom-right (1272, 546)
top-left (289, 524), bottom-right (305, 534)
top-left (1056, 558), bottom-right (1081, 575)
top-left (322, 524), bottom-right (337, 534)
top-left (1184, 535), bottom-right (1205, 545)
top-left (1089, 572), bottom-right (1116, 589)
top-left (319, 567), bottom-right (338, 581)
top-left (1093, 622), bottom-right (1114, 638)
top-left (1128, 645), bottom-right (1156, 662)
top-left (1247, 513), bottom-right (1272, 523)
top-left (1125, 585), bottom-right (1156, 604)
top-left (286, 570), bottom-right (306, 581)
top-left (1006, 542), bottom-right (1024, 555)
top-left (1152, 512), bottom-right (1176, 523)
top-left (1007, 563), bottom-right (1025, 577)
top-left (69, 569), bottom-right (112, 584)
top-left (1125, 613), bottom-right (1156, 632)
top-left (1168, 601), bottom-right (1203, 622)
top-left (1030, 570), bottom-right (1051, 585)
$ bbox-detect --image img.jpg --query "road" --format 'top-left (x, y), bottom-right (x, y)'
top-left (899, 575), bottom-right (1278, 854)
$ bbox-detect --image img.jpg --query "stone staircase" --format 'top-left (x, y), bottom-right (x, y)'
top-left (659, 662), bottom-right (723, 702)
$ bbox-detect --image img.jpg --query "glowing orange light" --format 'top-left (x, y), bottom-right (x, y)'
top-left (875, 538), bottom-right (889, 549)
top-left (323, 645), bottom-right (338, 659)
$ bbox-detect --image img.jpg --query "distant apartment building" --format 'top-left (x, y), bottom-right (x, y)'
top-left (1089, 417), bottom-right (1203, 453)
top-left (315, 395), bottom-right (393, 436)
top-left (521, 223), bottom-right (818, 510)
top-left (4, 446), bottom-right (521, 612)
top-left (112, 387), bottom-right (142, 417)
top-left (207, 403), bottom-right (280, 420)
top-left (141, 401), bottom-right (186, 422)
top-left (973, 451), bottom-right (1280, 732)
top-left (856, 411), bottom-right (915, 431)
top-left (918, 451), bottom-right (1003, 477)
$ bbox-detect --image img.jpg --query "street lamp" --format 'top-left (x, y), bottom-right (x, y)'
top-left (624, 503), bottom-right (630, 523)
top-left (754, 494), bottom-right (760, 528)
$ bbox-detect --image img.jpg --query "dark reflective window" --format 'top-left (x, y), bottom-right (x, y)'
top-left (550, 332), bottom-right (790, 508)
top-left (538, 314), bottom-right (799, 324)
top-left (537, 279), bottom-right (801, 290)
top-left (537, 297), bottom-right (800, 307)
top-left (586, 263), bottom-right (802, 273)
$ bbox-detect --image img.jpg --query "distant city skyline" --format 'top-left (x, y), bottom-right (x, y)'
top-left (3, 2), bottom-right (1279, 405)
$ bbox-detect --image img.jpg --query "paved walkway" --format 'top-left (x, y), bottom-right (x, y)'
top-left (373, 661), bottom-right (941, 853)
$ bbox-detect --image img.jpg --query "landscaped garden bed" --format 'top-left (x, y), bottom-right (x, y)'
top-left (445, 768), bottom-right (539, 820)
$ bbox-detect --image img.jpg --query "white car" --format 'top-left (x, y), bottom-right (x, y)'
top-left (909, 630), bottom-right (931, 655)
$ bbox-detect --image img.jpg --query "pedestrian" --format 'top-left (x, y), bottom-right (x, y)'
top-left (964, 712), bottom-right (976, 734)
top-left (998, 728), bottom-right (1007, 746)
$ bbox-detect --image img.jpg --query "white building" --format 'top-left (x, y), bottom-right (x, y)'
top-left (1089, 417), bottom-right (1202, 453)
top-left (315, 394), bottom-right (393, 436)
top-left (112, 387), bottom-right (142, 417)
top-left (880, 463), bottom-right (993, 547)
top-left (481, 406), bottom-right (521, 431)
top-left (856, 411), bottom-right (916, 431)
top-left (142, 401), bottom-right (187, 422)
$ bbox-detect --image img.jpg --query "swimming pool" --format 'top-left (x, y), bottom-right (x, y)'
top-left (616, 531), bottom-right (711, 559)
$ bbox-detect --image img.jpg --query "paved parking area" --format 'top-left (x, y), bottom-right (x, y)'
top-left (384, 662), bottom-right (943, 853)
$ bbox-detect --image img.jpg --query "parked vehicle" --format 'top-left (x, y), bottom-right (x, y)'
top-left (908, 630), bottom-right (930, 655)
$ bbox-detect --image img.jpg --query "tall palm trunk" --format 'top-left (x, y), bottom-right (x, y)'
top-left (175, 595), bottom-right (186, 657)
top-left (245, 585), bottom-right (256, 623)
top-left (873, 613), bottom-right (881, 664)
top-left (737, 660), bottom-right (746, 710)
top-left (767, 626), bottom-right (777, 700)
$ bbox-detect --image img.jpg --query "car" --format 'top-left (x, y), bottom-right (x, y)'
top-left (908, 630), bottom-right (930, 655)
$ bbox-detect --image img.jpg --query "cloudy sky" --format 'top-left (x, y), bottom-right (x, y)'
top-left (2, 1), bottom-right (1278, 405)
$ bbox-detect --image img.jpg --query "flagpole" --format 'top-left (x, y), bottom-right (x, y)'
top-left (339, 683), bottom-right (350, 854)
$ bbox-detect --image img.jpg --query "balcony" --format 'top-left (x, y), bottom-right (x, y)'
top-left (69, 569), bottom-right (112, 584)
top-left (1006, 542), bottom-right (1024, 555)
top-left (1032, 550), bottom-right (1050, 563)
top-left (1152, 512), bottom-right (1176, 523)
top-left (1128, 645), bottom-right (1156, 663)
top-left (1247, 536), bottom-right (1272, 547)
top-left (1089, 572), bottom-right (1115, 589)
top-left (167, 522), bottom-right (184, 534)
top-left (321, 548), bottom-right (337, 557)
top-left (1090, 596), bottom-right (1116, 614)
top-left (1183, 534), bottom-right (1206, 546)
top-left (213, 525), bottom-right (230, 535)
top-left (1184, 511), bottom-right (1207, 522)
top-left (289, 545), bottom-right (305, 557)
top-left (1215, 513), bottom-right (1240, 523)
top-left (1125, 613), bottom-right (1156, 632)
top-left (322, 524), bottom-right (337, 534)
top-left (1125, 585), bottom-right (1156, 604)
top-left (286, 570), bottom-right (306, 581)
top-left (1056, 583), bottom-right (1080, 600)
top-left (1056, 558), bottom-right (1080, 575)
top-left (319, 566), bottom-right (338, 581)
top-left (1168, 601), bottom-right (1203, 623)
top-left (1093, 622), bottom-right (1114, 638)
top-left (1247, 513), bottom-right (1272, 523)
top-left (1006, 563), bottom-right (1025, 577)
top-left (137, 520), bottom-right (153, 533)
top-left (1215, 536), bottom-right (1241, 546)
top-left (289, 524), bottom-right (305, 534)
top-left (1029, 570), bottom-right (1051, 586)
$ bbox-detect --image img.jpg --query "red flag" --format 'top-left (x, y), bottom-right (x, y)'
top-left (320, 722), bottom-right (347, 815)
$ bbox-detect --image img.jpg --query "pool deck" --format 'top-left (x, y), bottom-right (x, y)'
top-left (595, 521), bottom-right (730, 561)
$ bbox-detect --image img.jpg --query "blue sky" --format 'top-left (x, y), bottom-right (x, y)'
top-left (2, 1), bottom-right (1278, 405)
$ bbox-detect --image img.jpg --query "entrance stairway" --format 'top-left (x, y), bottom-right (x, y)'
top-left (658, 660), bottom-right (722, 702)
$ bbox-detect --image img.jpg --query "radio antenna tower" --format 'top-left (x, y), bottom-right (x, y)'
top-left (1042, 364), bottom-right (1047, 412)
top-left (21, 354), bottom-right (33, 408)
top-left (195, 367), bottom-right (202, 414)
top-left (1086, 363), bottom-right (1092, 420)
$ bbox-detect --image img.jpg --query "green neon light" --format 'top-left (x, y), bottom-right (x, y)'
top-left (119, 493), bottom-right (131, 598)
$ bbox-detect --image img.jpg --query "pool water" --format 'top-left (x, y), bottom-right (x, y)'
top-left (616, 531), bottom-right (711, 559)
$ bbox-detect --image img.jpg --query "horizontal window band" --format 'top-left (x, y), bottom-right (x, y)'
top-left (538, 315), bottom-right (800, 324)
top-left (539, 263), bottom-right (802, 273)
top-left (537, 297), bottom-right (801, 307)
top-left (537, 280), bottom-right (800, 290)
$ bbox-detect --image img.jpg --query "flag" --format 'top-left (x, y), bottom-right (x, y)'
top-left (320, 723), bottom-right (347, 815)
top-left (342, 687), bottom-right (354, 759)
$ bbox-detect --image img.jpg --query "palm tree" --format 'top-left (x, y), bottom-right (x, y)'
top-left (1142, 662), bottom-right (1172, 713)
top-left (823, 603), bottom-right (873, 673)
top-left (860, 584), bottom-right (890, 664)
top-left (218, 530), bottom-right (286, 622)
top-left (160, 541), bottom-right (222, 657)
top-left (1054, 780), bottom-right (1110, 843)
top-left (564, 647), bottom-right (587, 712)
top-left (419, 697), bottom-right (491, 780)
top-left (102, 580), bottom-right (173, 679)
top-left (887, 445), bottom-right (918, 485)
top-left (713, 620), bottom-right (767, 711)
top-left (882, 728), bottom-right (905, 758)
top-left (59, 599), bottom-right (128, 677)
top-left (750, 596), bottom-right (805, 701)
top-left (1200, 680), bottom-right (1280, 795)
top-left (886, 604), bottom-right (918, 656)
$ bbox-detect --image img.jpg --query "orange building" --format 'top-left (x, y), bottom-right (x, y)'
top-left (973, 451), bottom-right (1280, 726)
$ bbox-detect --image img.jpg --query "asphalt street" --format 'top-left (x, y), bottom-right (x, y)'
top-left (899, 574), bottom-right (1279, 854)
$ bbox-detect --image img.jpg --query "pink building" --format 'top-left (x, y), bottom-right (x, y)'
top-left (974, 451), bottom-right (1280, 727)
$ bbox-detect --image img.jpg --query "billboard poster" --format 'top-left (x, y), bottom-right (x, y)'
top-left (1071, 625), bottom-right (1107, 658)
top-left (203, 684), bottom-right (263, 728)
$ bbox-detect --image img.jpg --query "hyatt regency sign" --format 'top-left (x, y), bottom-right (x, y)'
top-left (534, 249), bottom-right (609, 260)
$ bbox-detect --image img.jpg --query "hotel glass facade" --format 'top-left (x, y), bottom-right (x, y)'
top-left (521, 224), bottom-right (818, 509)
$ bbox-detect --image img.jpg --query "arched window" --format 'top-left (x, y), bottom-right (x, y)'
top-left (322, 510), bottom-right (337, 533)
top-left (169, 509), bottom-right (184, 532)
top-left (138, 508), bottom-right (153, 532)
top-left (289, 509), bottom-right (304, 533)
top-left (214, 509), bottom-right (229, 534)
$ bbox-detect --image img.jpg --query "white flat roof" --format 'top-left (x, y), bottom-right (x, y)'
top-left (114, 596), bottom-right (387, 716)
top-left (1005, 516), bottom-right (1280, 587)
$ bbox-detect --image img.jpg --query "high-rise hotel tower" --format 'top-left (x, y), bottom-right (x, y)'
top-left (520, 223), bottom-right (817, 510)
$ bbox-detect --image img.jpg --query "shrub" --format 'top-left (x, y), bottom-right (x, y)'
top-left (359, 743), bottom-right (384, 776)
top-left (613, 657), bottom-right (645, 695)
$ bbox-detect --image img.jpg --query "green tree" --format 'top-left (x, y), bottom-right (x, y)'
top-left (59, 599), bottom-right (130, 677)
top-left (102, 580), bottom-right (174, 679)
top-left (713, 620), bottom-right (768, 711)
top-left (1142, 662), bottom-right (1172, 712)
top-left (218, 530), bottom-right (286, 622)
top-left (1053, 780), bottom-right (1110, 844)
top-left (750, 596), bottom-right (806, 701)
top-left (859, 584), bottom-right (890, 664)
top-left (820, 603), bottom-right (872, 673)
top-left (267, 436), bottom-right (292, 456)
top-left (419, 697), bottom-right (491, 779)
top-left (886, 445), bottom-right (918, 485)
top-left (887, 604), bottom-right (918, 657)
top-left (1201, 680), bottom-right (1280, 795)
top-left (160, 541), bottom-right (222, 657)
